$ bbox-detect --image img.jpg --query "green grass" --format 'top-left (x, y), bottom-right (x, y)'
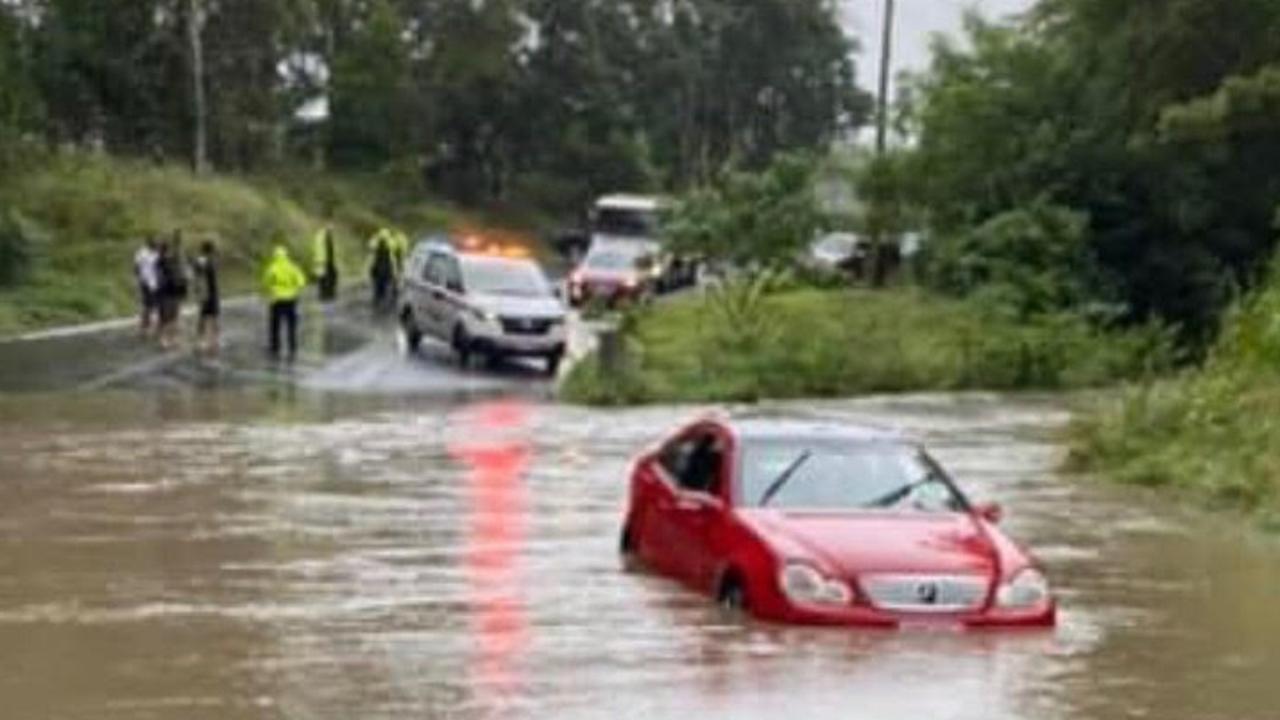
top-left (1069, 260), bottom-right (1280, 526)
top-left (0, 150), bottom-right (471, 336)
top-left (561, 285), bottom-right (1172, 406)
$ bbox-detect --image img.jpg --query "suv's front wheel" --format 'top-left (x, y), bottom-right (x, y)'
top-left (544, 350), bottom-right (564, 377)
top-left (399, 308), bottom-right (422, 353)
top-left (452, 325), bottom-right (473, 368)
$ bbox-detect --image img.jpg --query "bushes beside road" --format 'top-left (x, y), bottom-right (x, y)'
top-left (0, 150), bottom-right (457, 335)
top-left (561, 284), bottom-right (1171, 406)
top-left (1070, 260), bottom-right (1280, 526)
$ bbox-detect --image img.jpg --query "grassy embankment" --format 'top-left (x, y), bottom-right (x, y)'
top-left (0, 149), bottom-right (487, 336)
top-left (561, 283), bottom-right (1172, 405)
top-left (1070, 260), bottom-right (1280, 527)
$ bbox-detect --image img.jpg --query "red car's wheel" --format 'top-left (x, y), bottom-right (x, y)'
top-left (718, 574), bottom-right (748, 612)
top-left (619, 523), bottom-right (635, 555)
top-left (619, 521), bottom-right (642, 572)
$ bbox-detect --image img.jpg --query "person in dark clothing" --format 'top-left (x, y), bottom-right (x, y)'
top-left (368, 233), bottom-right (395, 312)
top-left (312, 226), bottom-right (340, 302)
top-left (155, 238), bottom-right (189, 350)
top-left (191, 241), bottom-right (221, 355)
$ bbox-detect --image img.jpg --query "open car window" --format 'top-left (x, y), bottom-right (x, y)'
top-left (659, 432), bottom-right (724, 496)
top-left (740, 440), bottom-right (964, 513)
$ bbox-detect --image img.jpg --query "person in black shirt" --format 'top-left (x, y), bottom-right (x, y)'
top-left (192, 240), bottom-right (220, 355)
top-left (155, 237), bottom-right (189, 350)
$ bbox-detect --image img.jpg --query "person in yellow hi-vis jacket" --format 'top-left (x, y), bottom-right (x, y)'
top-left (262, 244), bottom-right (308, 361)
top-left (311, 226), bottom-right (339, 302)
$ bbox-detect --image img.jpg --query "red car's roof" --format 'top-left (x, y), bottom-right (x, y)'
top-left (714, 414), bottom-right (910, 445)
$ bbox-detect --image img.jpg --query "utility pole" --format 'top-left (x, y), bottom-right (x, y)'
top-left (875, 0), bottom-right (895, 155)
top-left (188, 0), bottom-right (208, 175)
top-left (870, 0), bottom-right (896, 286)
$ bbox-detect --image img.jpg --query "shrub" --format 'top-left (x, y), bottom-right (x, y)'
top-left (926, 202), bottom-right (1107, 317)
top-left (561, 286), bottom-right (1169, 405)
top-left (1070, 251), bottom-right (1280, 522)
top-left (0, 208), bottom-right (45, 287)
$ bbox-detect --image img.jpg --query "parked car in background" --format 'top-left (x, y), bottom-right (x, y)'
top-left (590, 194), bottom-right (667, 244)
top-left (805, 232), bottom-right (867, 277)
top-left (576, 194), bottom-right (699, 294)
top-left (567, 241), bottom-right (658, 308)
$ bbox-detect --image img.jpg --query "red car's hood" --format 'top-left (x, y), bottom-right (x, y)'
top-left (739, 510), bottom-right (998, 577)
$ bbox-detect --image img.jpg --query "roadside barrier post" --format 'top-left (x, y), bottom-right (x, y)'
top-left (598, 325), bottom-right (625, 377)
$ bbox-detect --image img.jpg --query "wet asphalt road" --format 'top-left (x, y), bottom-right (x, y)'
top-left (2, 302), bottom-right (1280, 719)
top-left (0, 297), bottom-right (574, 397)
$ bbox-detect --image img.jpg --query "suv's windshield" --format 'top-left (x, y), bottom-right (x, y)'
top-left (741, 440), bottom-right (965, 513)
top-left (461, 257), bottom-right (552, 298)
top-left (594, 207), bottom-right (660, 238)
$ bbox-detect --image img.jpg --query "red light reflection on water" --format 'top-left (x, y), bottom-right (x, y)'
top-left (447, 400), bottom-right (532, 705)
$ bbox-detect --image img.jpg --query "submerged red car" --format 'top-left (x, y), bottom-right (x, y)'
top-left (620, 416), bottom-right (1056, 628)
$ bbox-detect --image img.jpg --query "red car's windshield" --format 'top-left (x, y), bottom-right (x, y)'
top-left (584, 249), bottom-right (646, 273)
top-left (741, 441), bottom-right (965, 513)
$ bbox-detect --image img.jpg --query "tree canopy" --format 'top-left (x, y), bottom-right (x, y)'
top-left (904, 0), bottom-right (1280, 344)
top-left (0, 0), bottom-right (868, 211)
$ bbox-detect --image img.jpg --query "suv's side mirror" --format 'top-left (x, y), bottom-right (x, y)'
top-left (974, 501), bottom-right (1003, 524)
top-left (447, 279), bottom-right (464, 294)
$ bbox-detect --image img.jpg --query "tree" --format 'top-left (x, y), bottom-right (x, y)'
top-left (904, 1), bottom-right (1280, 343)
top-left (666, 153), bottom-right (820, 272)
top-left (326, 0), bottom-right (416, 168)
top-left (0, 6), bottom-right (41, 144)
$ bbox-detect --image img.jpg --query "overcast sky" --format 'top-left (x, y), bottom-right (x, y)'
top-left (840, 0), bottom-right (1036, 90)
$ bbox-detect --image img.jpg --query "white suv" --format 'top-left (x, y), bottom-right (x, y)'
top-left (400, 238), bottom-right (568, 375)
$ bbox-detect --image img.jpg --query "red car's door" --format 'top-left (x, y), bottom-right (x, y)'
top-left (633, 451), bottom-right (683, 577)
top-left (644, 427), bottom-right (732, 591)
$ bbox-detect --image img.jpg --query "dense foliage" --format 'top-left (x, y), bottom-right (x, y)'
top-left (1071, 257), bottom-right (1280, 526)
top-left (0, 0), bottom-right (867, 211)
top-left (561, 287), bottom-right (1172, 406)
top-left (0, 152), bottom-right (454, 334)
top-left (665, 153), bottom-right (822, 272)
top-left (904, 0), bottom-right (1280, 345)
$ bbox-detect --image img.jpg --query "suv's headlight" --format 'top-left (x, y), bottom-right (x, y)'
top-left (470, 307), bottom-right (498, 324)
top-left (779, 563), bottom-right (851, 607)
top-left (995, 568), bottom-right (1050, 609)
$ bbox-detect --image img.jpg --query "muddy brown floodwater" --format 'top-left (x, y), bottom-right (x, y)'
top-left (2, 390), bottom-right (1279, 720)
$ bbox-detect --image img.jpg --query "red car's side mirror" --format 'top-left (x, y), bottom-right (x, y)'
top-left (974, 502), bottom-right (1003, 524)
top-left (676, 492), bottom-right (726, 514)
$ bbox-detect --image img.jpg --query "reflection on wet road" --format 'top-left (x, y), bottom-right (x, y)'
top-left (2, 391), bottom-right (1279, 719)
top-left (0, 298), bottom-right (565, 396)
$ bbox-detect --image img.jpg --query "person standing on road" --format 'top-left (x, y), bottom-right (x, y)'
top-left (262, 243), bottom-right (307, 361)
top-left (191, 240), bottom-right (221, 356)
top-left (312, 226), bottom-right (339, 303)
top-left (155, 237), bottom-right (189, 350)
top-left (133, 236), bottom-right (160, 338)
top-left (367, 228), bottom-right (396, 313)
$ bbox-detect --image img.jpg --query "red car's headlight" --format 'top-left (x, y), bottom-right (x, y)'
top-left (779, 562), bottom-right (852, 607)
top-left (995, 568), bottom-right (1051, 609)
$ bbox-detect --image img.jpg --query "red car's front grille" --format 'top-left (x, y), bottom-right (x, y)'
top-left (858, 574), bottom-right (989, 613)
